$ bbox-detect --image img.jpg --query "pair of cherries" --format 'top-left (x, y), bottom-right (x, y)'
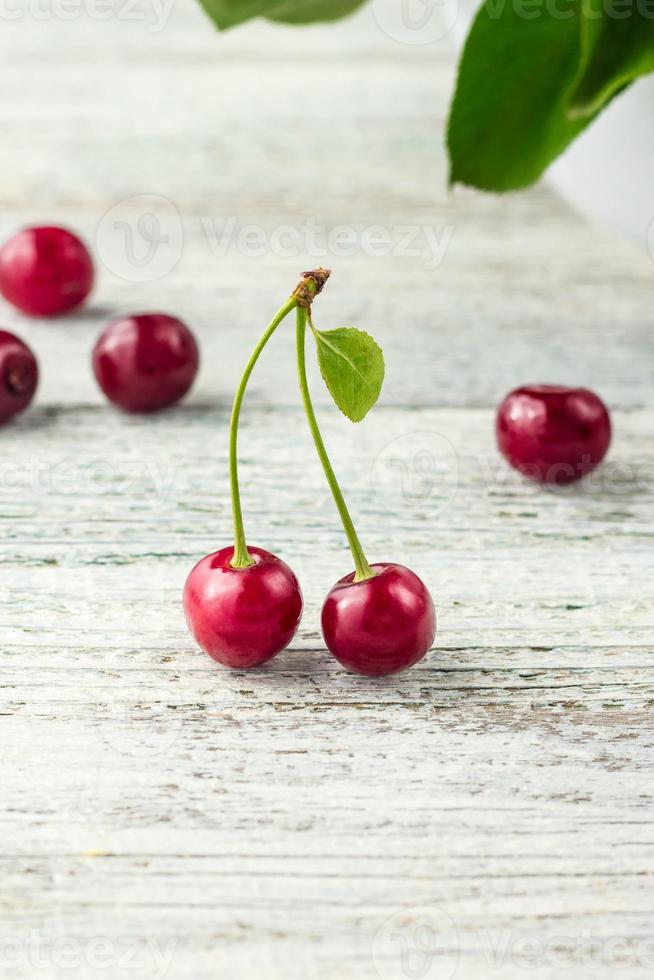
top-left (183, 269), bottom-right (613, 678)
top-left (184, 548), bottom-right (437, 677)
top-left (183, 269), bottom-right (438, 678)
top-left (183, 383), bottom-right (611, 677)
top-left (0, 225), bottom-right (200, 423)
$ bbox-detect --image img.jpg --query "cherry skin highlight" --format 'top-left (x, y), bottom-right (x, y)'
top-left (321, 563), bottom-right (436, 676)
top-left (496, 384), bottom-right (611, 485)
top-left (0, 330), bottom-right (38, 425)
top-left (93, 313), bottom-right (199, 413)
top-left (184, 546), bottom-right (303, 669)
top-left (0, 226), bottom-right (94, 317)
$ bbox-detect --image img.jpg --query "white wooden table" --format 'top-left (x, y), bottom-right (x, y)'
top-left (1, 4), bottom-right (653, 978)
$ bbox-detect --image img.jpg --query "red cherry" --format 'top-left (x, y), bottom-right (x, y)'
top-left (0, 330), bottom-right (38, 424)
top-left (321, 563), bottom-right (436, 676)
top-left (93, 313), bottom-right (199, 413)
top-left (184, 546), bottom-right (303, 669)
top-left (496, 384), bottom-right (611, 485)
top-left (0, 226), bottom-right (94, 317)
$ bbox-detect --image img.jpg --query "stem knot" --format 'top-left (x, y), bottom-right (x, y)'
top-left (292, 268), bottom-right (331, 309)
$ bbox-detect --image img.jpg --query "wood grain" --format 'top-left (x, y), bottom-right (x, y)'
top-left (0, 2), bottom-right (653, 978)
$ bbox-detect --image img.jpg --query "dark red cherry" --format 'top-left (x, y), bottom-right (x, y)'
top-left (0, 226), bottom-right (94, 316)
top-left (0, 330), bottom-right (38, 424)
top-left (496, 384), bottom-right (611, 485)
top-left (184, 546), bottom-right (303, 669)
top-left (92, 313), bottom-right (199, 413)
top-left (321, 563), bottom-right (436, 676)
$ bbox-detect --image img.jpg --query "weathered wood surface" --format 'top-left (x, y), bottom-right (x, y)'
top-left (1, 3), bottom-right (653, 979)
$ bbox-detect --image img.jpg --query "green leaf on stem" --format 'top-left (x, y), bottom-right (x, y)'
top-left (448, 0), bottom-right (654, 192)
top-left (196, 0), bottom-right (363, 29)
top-left (568, 0), bottom-right (654, 116)
top-left (195, 0), bottom-right (268, 29)
top-left (312, 326), bottom-right (384, 423)
top-left (447, 0), bottom-right (588, 191)
top-left (268, 0), bottom-right (365, 24)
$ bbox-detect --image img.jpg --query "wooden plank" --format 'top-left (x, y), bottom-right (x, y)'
top-left (0, 2), bottom-right (652, 978)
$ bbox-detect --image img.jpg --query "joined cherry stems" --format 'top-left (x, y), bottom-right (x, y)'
top-left (229, 268), bottom-right (374, 583)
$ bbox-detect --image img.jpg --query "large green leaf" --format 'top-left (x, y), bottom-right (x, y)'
top-left (569, 1), bottom-right (654, 115)
top-left (268, 0), bottom-right (365, 24)
top-left (196, 0), bottom-right (271, 29)
top-left (196, 0), bottom-right (362, 29)
top-left (313, 326), bottom-right (384, 423)
top-left (447, 1), bottom-right (589, 191)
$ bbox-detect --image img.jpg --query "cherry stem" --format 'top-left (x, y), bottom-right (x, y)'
top-left (295, 305), bottom-right (375, 583)
top-left (229, 295), bottom-right (297, 568)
